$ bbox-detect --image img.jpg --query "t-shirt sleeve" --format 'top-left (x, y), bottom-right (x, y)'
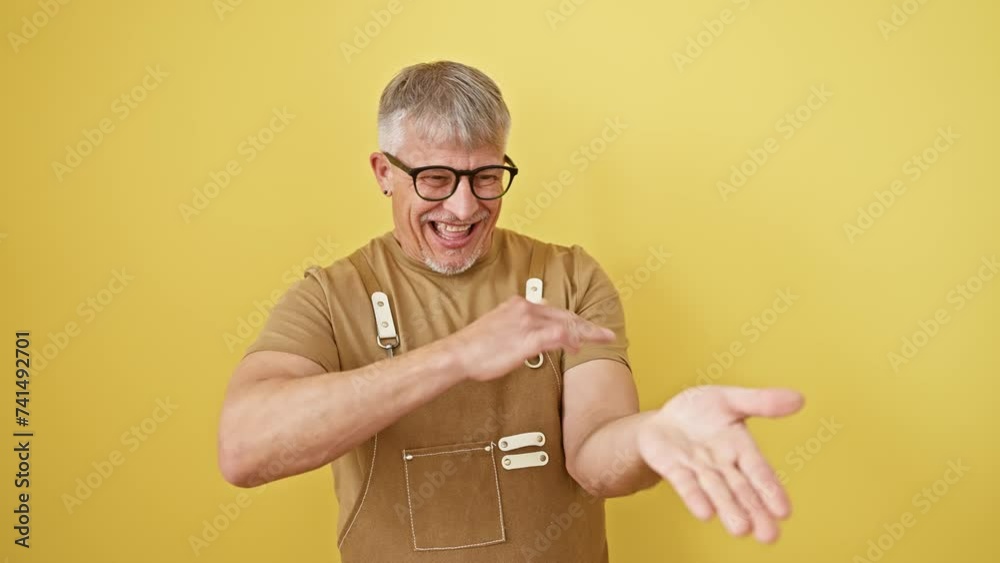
top-left (562, 246), bottom-right (631, 373)
top-left (243, 271), bottom-right (341, 373)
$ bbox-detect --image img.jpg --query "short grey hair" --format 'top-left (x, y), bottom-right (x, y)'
top-left (377, 61), bottom-right (511, 154)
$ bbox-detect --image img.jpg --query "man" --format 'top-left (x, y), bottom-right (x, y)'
top-left (218, 61), bottom-right (804, 562)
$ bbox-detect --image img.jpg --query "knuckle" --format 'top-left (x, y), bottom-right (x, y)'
top-left (548, 324), bottom-right (567, 343)
top-left (515, 297), bottom-right (534, 313)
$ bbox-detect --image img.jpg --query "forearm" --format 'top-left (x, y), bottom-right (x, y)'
top-left (219, 341), bottom-right (462, 487)
top-left (568, 411), bottom-right (661, 498)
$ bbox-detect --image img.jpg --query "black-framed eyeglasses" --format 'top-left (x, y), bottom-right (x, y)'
top-left (383, 152), bottom-right (519, 201)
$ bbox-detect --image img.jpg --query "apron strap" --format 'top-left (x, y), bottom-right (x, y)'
top-left (348, 250), bottom-right (400, 357)
top-left (348, 250), bottom-right (381, 296)
top-left (524, 240), bottom-right (548, 369)
top-left (527, 238), bottom-right (548, 282)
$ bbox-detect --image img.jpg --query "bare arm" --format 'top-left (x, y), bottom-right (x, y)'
top-left (562, 358), bottom-right (805, 543)
top-left (217, 339), bottom-right (463, 488)
top-left (218, 296), bottom-right (616, 488)
top-left (562, 359), bottom-right (660, 498)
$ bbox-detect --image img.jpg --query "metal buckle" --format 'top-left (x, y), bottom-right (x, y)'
top-left (524, 277), bottom-right (544, 369)
top-left (525, 354), bottom-right (543, 368)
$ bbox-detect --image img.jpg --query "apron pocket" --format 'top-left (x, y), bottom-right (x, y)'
top-left (402, 440), bottom-right (506, 551)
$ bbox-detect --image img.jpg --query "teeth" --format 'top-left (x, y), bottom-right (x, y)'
top-left (437, 223), bottom-right (472, 233)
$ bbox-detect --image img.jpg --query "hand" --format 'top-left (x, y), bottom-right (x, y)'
top-left (637, 385), bottom-right (804, 543)
top-left (444, 296), bottom-right (616, 382)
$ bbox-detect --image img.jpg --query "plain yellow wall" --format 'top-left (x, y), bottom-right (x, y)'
top-left (2, 0), bottom-right (996, 561)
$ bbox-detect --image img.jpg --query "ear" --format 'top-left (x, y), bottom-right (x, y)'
top-left (370, 152), bottom-right (392, 196)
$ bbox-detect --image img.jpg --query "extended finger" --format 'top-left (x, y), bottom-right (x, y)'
top-left (702, 426), bottom-right (789, 519)
top-left (659, 465), bottom-right (714, 521)
top-left (722, 387), bottom-right (805, 419)
top-left (721, 465), bottom-right (779, 543)
top-left (738, 449), bottom-right (791, 519)
top-left (721, 427), bottom-right (792, 519)
top-left (535, 306), bottom-right (615, 345)
top-left (692, 463), bottom-right (750, 537)
top-left (559, 313), bottom-right (616, 344)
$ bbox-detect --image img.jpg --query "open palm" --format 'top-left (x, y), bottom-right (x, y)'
top-left (637, 385), bottom-right (805, 543)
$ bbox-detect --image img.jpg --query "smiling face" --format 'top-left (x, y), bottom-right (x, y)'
top-left (371, 135), bottom-right (504, 275)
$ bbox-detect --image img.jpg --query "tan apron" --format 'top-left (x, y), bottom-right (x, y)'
top-left (326, 240), bottom-right (609, 562)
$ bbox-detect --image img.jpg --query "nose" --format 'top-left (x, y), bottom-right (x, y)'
top-left (442, 175), bottom-right (480, 221)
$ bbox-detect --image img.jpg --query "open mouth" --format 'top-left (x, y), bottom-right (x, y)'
top-left (427, 220), bottom-right (479, 249)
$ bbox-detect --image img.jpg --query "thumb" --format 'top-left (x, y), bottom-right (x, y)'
top-left (721, 386), bottom-right (805, 419)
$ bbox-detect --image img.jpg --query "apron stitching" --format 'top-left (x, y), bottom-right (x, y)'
top-left (345, 246), bottom-right (575, 554)
top-left (545, 351), bottom-right (561, 391)
top-left (407, 446), bottom-right (489, 459)
top-left (403, 449), bottom-right (419, 550)
top-left (414, 538), bottom-right (506, 552)
top-left (405, 441), bottom-right (508, 551)
top-left (490, 440), bottom-right (507, 543)
top-left (337, 432), bottom-right (378, 549)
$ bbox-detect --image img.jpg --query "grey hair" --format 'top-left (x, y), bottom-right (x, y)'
top-left (377, 61), bottom-right (511, 154)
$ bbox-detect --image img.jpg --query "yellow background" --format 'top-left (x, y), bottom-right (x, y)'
top-left (2, 0), bottom-right (997, 561)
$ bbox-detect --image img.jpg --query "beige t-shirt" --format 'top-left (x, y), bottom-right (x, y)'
top-left (244, 227), bottom-right (630, 535)
top-left (246, 228), bottom-right (630, 373)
